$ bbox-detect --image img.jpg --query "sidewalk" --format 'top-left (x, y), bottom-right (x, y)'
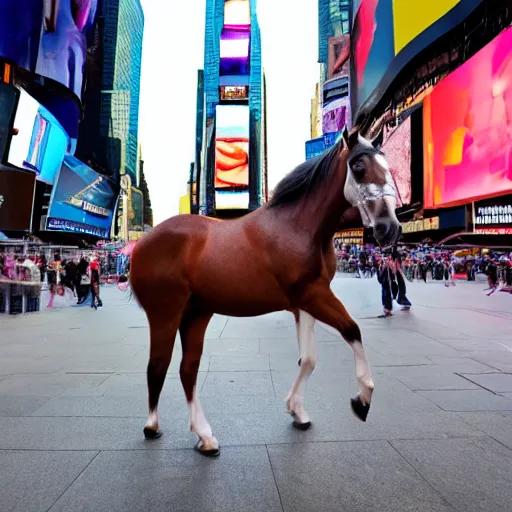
top-left (0, 277), bottom-right (511, 511)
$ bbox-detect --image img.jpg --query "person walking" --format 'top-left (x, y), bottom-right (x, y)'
top-left (89, 254), bottom-right (102, 309)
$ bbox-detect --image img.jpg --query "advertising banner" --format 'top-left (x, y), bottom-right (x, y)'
top-left (220, 28), bottom-right (250, 76)
top-left (327, 34), bottom-right (350, 81)
top-left (351, 0), bottom-right (484, 117)
top-left (0, 167), bottom-right (35, 231)
top-left (322, 97), bottom-right (350, 135)
top-left (382, 116), bottom-right (411, 206)
top-left (0, 0), bottom-right (98, 102)
top-left (474, 196), bottom-right (512, 235)
top-left (305, 137), bottom-right (325, 160)
top-left (7, 90), bottom-right (68, 184)
top-left (224, 0), bottom-right (250, 27)
top-left (215, 105), bottom-right (249, 189)
top-left (47, 155), bottom-right (118, 238)
top-left (26, 106), bottom-right (68, 183)
top-left (424, 28), bottom-right (512, 208)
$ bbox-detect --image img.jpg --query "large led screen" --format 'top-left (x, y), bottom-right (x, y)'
top-left (7, 89), bottom-right (40, 169)
top-left (220, 29), bottom-right (250, 76)
top-left (0, 0), bottom-right (98, 101)
top-left (382, 117), bottom-right (411, 206)
top-left (322, 97), bottom-right (350, 135)
top-left (0, 168), bottom-right (36, 231)
top-left (47, 154), bottom-right (118, 238)
top-left (26, 106), bottom-right (69, 184)
top-left (224, 0), bottom-right (250, 27)
top-left (215, 105), bottom-right (249, 188)
top-left (327, 34), bottom-right (350, 81)
top-left (351, 0), bottom-right (484, 117)
top-left (423, 28), bottom-right (512, 208)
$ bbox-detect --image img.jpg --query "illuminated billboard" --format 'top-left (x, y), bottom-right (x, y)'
top-left (220, 86), bottom-right (249, 101)
top-left (351, 0), bottom-right (484, 117)
top-left (6, 89), bottom-right (39, 169)
top-left (6, 90), bottom-right (68, 184)
top-left (327, 34), bottom-right (350, 81)
top-left (224, 0), bottom-right (250, 27)
top-left (322, 97), bottom-right (350, 135)
top-left (0, 0), bottom-right (98, 101)
top-left (382, 117), bottom-right (411, 206)
top-left (215, 105), bottom-right (249, 188)
top-left (47, 155), bottom-right (119, 238)
top-left (26, 106), bottom-right (69, 184)
top-left (220, 28), bottom-right (250, 76)
top-left (423, 28), bottom-right (512, 208)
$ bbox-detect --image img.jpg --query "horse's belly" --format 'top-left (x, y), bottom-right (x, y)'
top-left (192, 266), bottom-right (290, 316)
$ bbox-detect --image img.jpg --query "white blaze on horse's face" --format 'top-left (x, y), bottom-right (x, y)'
top-left (344, 133), bottom-right (401, 246)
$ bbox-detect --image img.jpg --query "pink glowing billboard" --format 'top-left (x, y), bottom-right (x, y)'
top-left (382, 117), bottom-right (411, 206)
top-left (424, 28), bottom-right (512, 208)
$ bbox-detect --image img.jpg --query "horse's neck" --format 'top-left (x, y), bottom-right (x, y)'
top-left (298, 176), bottom-right (351, 242)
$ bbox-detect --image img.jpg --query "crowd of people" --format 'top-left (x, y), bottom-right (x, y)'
top-left (0, 252), bottom-right (103, 309)
top-left (334, 242), bottom-right (512, 316)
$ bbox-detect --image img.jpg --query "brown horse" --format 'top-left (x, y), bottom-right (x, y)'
top-left (130, 127), bottom-right (401, 456)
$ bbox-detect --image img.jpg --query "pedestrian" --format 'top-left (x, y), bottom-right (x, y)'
top-left (89, 254), bottom-right (103, 309)
top-left (392, 247), bottom-right (412, 311)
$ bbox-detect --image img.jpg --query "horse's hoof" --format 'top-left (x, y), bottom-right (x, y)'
top-left (351, 396), bottom-right (370, 422)
top-left (143, 427), bottom-right (162, 440)
top-left (293, 420), bottom-right (312, 431)
top-left (194, 441), bottom-right (220, 457)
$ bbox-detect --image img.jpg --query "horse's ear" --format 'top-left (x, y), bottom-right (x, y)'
top-left (348, 129), bottom-right (359, 150)
top-left (342, 126), bottom-right (350, 148)
top-left (370, 130), bottom-right (384, 150)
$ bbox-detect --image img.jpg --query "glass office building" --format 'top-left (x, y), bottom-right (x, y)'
top-left (77, 0), bottom-right (144, 188)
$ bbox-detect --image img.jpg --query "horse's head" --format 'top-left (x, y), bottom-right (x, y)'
top-left (342, 126), bottom-right (401, 248)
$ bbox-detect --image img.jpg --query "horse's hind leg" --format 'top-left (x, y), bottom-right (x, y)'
top-left (285, 310), bottom-right (316, 430)
top-left (179, 310), bottom-right (219, 456)
top-left (143, 312), bottom-right (183, 439)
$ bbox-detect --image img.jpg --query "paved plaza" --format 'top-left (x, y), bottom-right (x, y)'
top-left (1, 276), bottom-right (512, 511)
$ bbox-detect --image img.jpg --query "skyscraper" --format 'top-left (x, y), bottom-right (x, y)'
top-left (195, 0), bottom-right (267, 217)
top-left (77, 0), bottom-right (144, 189)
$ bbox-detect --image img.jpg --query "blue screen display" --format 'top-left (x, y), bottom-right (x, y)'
top-left (25, 107), bottom-right (69, 184)
top-left (47, 154), bottom-right (119, 238)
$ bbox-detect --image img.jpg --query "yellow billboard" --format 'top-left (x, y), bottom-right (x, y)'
top-left (179, 194), bottom-right (190, 214)
top-left (392, 0), bottom-right (460, 55)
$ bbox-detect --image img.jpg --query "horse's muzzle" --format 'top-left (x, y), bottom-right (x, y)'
top-left (373, 220), bottom-right (401, 248)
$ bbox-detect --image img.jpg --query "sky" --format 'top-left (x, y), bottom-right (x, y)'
top-left (139, 0), bottom-right (320, 225)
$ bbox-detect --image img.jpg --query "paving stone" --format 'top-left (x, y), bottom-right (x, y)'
top-left (267, 441), bottom-right (453, 512)
top-left (378, 366), bottom-right (480, 391)
top-left (427, 356), bottom-right (496, 373)
top-left (48, 447), bottom-right (282, 512)
top-left (0, 373), bottom-right (109, 398)
top-left (392, 437), bottom-right (512, 512)
top-left (457, 411), bottom-right (512, 450)
top-left (0, 450), bottom-right (97, 512)
top-left (201, 371), bottom-right (275, 398)
top-left (419, 389), bottom-right (512, 412)
top-left (462, 373), bottom-right (512, 393)
top-left (209, 354), bottom-right (270, 372)
top-left (0, 396), bottom-right (51, 416)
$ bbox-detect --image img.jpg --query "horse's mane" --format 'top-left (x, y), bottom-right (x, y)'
top-left (267, 139), bottom-right (344, 209)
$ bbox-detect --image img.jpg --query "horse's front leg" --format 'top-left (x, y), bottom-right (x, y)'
top-left (285, 309), bottom-right (316, 429)
top-left (302, 284), bottom-right (374, 422)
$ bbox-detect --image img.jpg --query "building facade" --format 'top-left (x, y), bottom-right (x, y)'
top-left (194, 0), bottom-right (267, 218)
top-left (77, 0), bottom-right (144, 190)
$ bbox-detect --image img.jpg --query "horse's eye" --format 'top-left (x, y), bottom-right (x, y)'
top-left (350, 159), bottom-right (365, 175)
